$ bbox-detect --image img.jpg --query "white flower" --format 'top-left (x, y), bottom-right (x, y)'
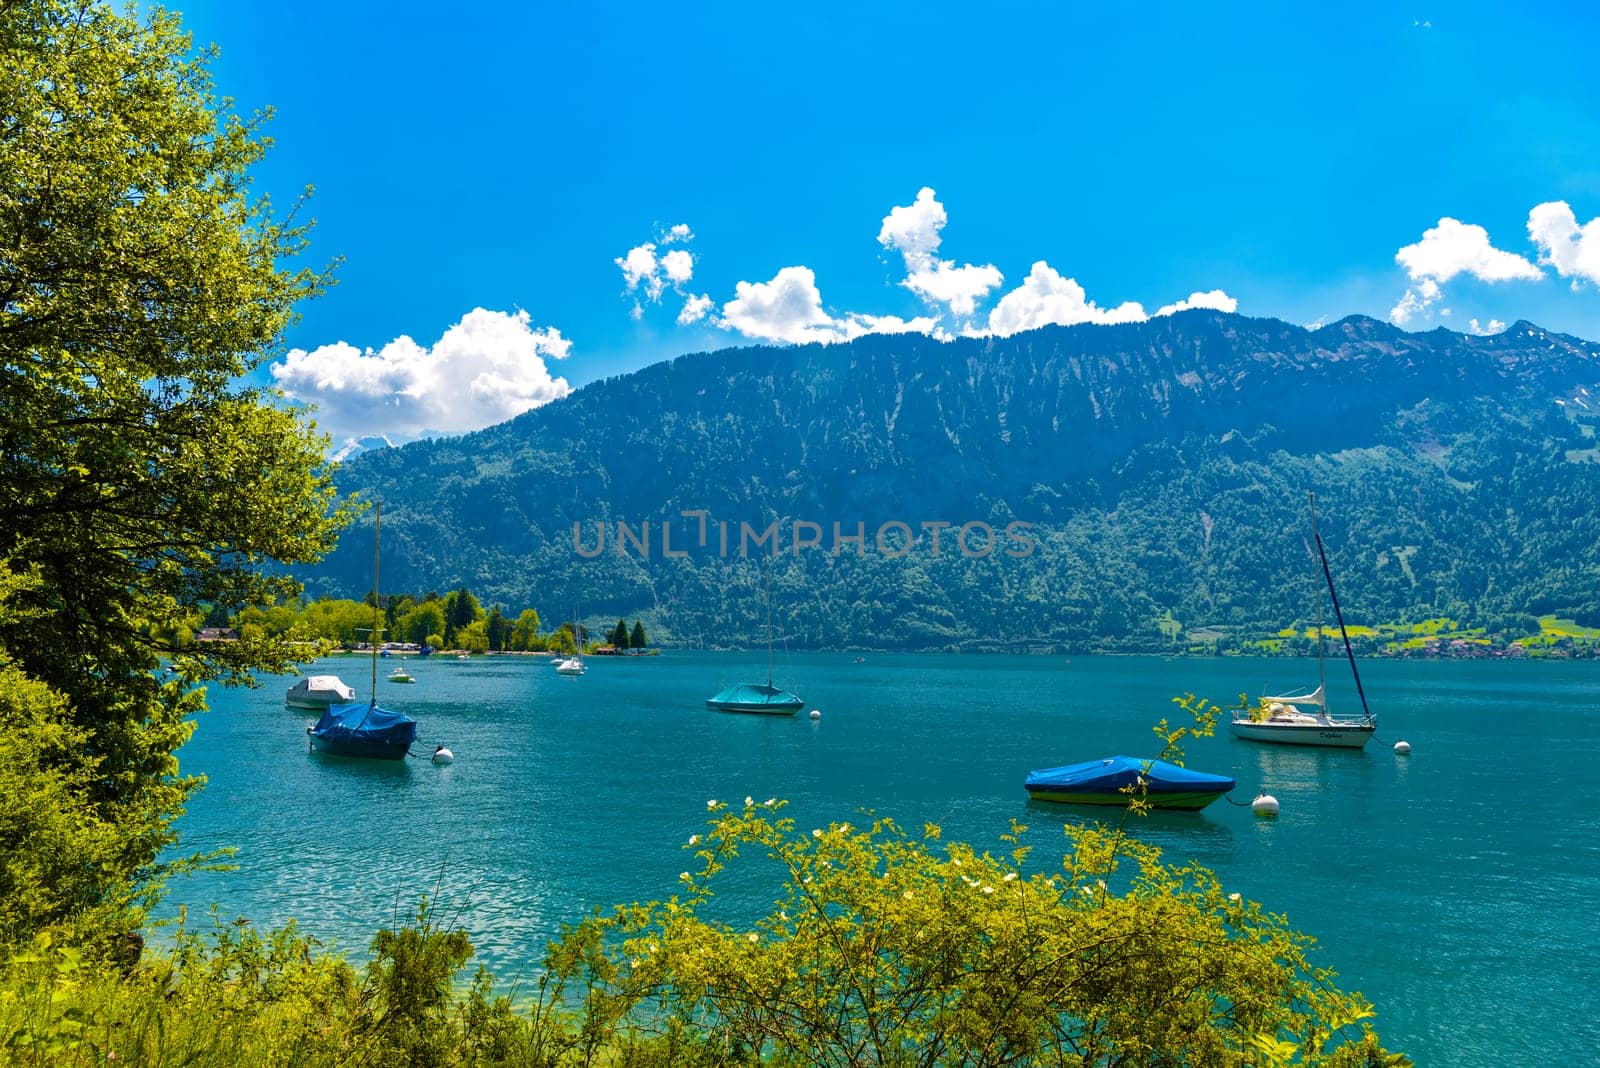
top-left (747, 932), bottom-right (758, 943)
top-left (839, 822), bottom-right (850, 833)
top-left (1004, 872), bottom-right (1018, 882)
top-left (707, 799), bottom-right (717, 809)
top-left (982, 886), bottom-right (995, 895)
top-left (765, 797), bottom-right (777, 807)
top-left (745, 796), bottom-right (754, 807)
top-left (688, 834), bottom-right (699, 846)
top-left (679, 871), bottom-right (691, 881)
top-left (902, 890), bottom-right (914, 900)
top-left (1229, 892), bottom-right (1241, 903)
top-left (952, 858), bottom-right (962, 867)
top-left (812, 829), bottom-right (823, 838)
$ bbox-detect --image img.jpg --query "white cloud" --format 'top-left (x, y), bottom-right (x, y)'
top-left (1469, 317), bottom-right (1506, 335)
top-left (660, 248), bottom-right (694, 285)
top-left (677, 293), bottom-right (713, 325)
top-left (271, 308), bottom-right (572, 442)
top-left (878, 187), bottom-right (946, 274)
top-left (718, 266), bottom-right (839, 344)
top-left (617, 244), bottom-right (664, 300)
top-left (1528, 201), bottom-right (1600, 286)
top-left (1156, 289), bottom-right (1239, 317)
top-left (616, 224), bottom-right (702, 322)
top-left (987, 261), bottom-right (1146, 337)
top-left (903, 261), bottom-right (1005, 318)
top-left (1390, 216), bottom-right (1541, 324)
top-left (717, 266), bottom-right (936, 345)
top-left (878, 188), bottom-right (1004, 319)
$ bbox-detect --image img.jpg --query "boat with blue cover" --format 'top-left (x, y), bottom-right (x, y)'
top-left (705, 681), bottom-right (804, 715)
top-left (308, 501), bottom-right (417, 760)
top-left (706, 559), bottom-right (801, 715)
top-left (308, 700), bottom-right (417, 759)
top-left (1024, 755), bottom-right (1234, 810)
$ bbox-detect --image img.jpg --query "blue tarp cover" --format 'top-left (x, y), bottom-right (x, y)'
top-left (707, 683), bottom-right (801, 706)
top-left (1025, 755), bottom-right (1234, 794)
top-left (312, 701), bottom-right (417, 742)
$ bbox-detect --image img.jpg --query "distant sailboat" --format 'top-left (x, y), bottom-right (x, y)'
top-left (308, 502), bottom-right (418, 759)
top-left (707, 561), bottom-right (802, 715)
top-left (1230, 494), bottom-right (1377, 749)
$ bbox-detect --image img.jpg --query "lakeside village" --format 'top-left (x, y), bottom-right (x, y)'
top-left (187, 585), bottom-right (1600, 661)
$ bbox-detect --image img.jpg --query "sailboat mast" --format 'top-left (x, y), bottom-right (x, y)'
top-left (764, 557), bottom-right (774, 688)
top-left (1309, 493), bottom-right (1373, 723)
top-left (371, 501), bottom-right (381, 706)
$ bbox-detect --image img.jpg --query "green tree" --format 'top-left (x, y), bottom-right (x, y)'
top-left (629, 619), bottom-right (647, 652)
top-left (0, 0), bottom-right (344, 949)
top-left (557, 800), bottom-right (1403, 1067)
top-left (399, 601), bottom-right (446, 648)
top-left (609, 618), bottom-right (627, 648)
top-left (457, 619), bottom-right (489, 654)
top-left (509, 608), bottom-right (541, 651)
top-left (484, 606), bottom-right (511, 651)
top-left (441, 587), bottom-right (481, 645)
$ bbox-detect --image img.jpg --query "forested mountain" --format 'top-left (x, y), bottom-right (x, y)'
top-left (301, 311), bottom-right (1600, 650)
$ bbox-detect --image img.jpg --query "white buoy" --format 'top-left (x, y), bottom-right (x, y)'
top-left (809, 709), bottom-right (821, 720)
top-left (1252, 793), bottom-right (1280, 817)
top-left (432, 746), bottom-right (454, 765)
top-left (1393, 740), bottom-right (1411, 755)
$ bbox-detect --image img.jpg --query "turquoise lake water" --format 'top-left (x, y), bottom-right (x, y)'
top-left (174, 652), bottom-right (1600, 1064)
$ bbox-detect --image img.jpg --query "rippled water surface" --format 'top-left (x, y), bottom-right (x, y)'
top-left (174, 652), bottom-right (1600, 1063)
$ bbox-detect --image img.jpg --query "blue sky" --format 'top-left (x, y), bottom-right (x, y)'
top-left (180, 1), bottom-right (1600, 447)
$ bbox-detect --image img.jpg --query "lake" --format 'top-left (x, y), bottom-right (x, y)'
top-left (174, 651), bottom-right (1600, 1063)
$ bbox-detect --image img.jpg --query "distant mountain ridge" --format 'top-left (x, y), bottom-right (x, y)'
top-left (303, 311), bottom-right (1600, 650)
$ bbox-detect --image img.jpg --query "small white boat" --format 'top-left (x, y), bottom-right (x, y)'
top-left (554, 654), bottom-right (586, 676)
top-left (388, 660), bottom-right (415, 684)
top-left (285, 675), bottom-right (357, 710)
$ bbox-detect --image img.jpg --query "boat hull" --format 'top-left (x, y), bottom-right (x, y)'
top-left (1229, 719), bottom-right (1374, 748)
top-left (706, 700), bottom-right (802, 715)
top-left (308, 732), bottom-right (414, 760)
top-left (1024, 786), bottom-right (1228, 811)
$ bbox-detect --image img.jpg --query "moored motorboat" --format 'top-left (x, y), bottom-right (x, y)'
top-left (285, 674), bottom-right (357, 710)
top-left (308, 700), bottom-right (417, 759)
top-left (308, 501), bottom-right (419, 760)
top-left (705, 681), bottom-right (803, 715)
top-left (705, 560), bottom-right (801, 715)
top-left (1024, 755), bottom-right (1234, 810)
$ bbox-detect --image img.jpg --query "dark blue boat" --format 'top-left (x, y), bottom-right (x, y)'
top-left (307, 501), bottom-right (418, 761)
top-left (308, 700), bottom-right (417, 760)
top-left (1024, 755), bottom-right (1234, 810)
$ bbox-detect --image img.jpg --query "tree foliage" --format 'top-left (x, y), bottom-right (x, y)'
top-left (0, 0), bottom-right (343, 948)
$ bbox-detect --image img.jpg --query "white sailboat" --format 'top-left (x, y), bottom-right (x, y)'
top-left (554, 611), bottom-right (586, 675)
top-left (1230, 495), bottom-right (1377, 749)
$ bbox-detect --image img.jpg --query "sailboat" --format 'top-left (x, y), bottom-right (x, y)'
top-left (706, 561), bottom-right (802, 715)
top-left (308, 502), bottom-right (419, 759)
top-left (1230, 494), bottom-right (1377, 749)
top-left (554, 617), bottom-right (586, 675)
